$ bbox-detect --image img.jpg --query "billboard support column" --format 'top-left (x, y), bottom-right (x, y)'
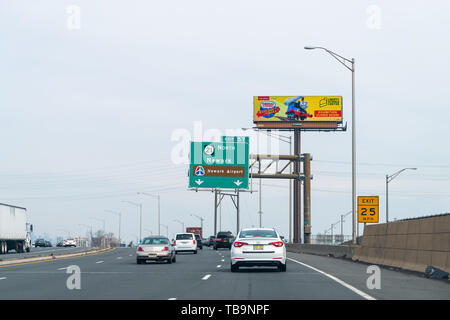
top-left (293, 129), bottom-right (302, 243)
top-left (303, 153), bottom-right (311, 244)
top-left (236, 190), bottom-right (240, 235)
top-left (214, 190), bottom-right (218, 236)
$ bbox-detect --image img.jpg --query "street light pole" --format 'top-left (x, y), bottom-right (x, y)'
top-left (105, 210), bottom-right (121, 246)
top-left (305, 46), bottom-right (356, 244)
top-left (122, 200), bottom-right (143, 243)
top-left (386, 168), bottom-right (417, 222)
top-left (137, 192), bottom-right (161, 236)
top-left (174, 219), bottom-right (185, 232)
top-left (191, 213), bottom-right (204, 234)
top-left (161, 224), bottom-right (169, 238)
top-left (91, 218), bottom-right (105, 234)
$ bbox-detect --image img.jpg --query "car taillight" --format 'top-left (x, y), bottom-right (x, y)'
top-left (216, 238), bottom-right (221, 241)
top-left (138, 246), bottom-right (143, 251)
top-left (229, 238), bottom-right (234, 241)
top-left (193, 240), bottom-right (196, 244)
top-left (233, 241), bottom-right (248, 248)
top-left (162, 246), bottom-right (169, 251)
top-left (173, 240), bottom-right (176, 244)
top-left (269, 241), bottom-right (284, 247)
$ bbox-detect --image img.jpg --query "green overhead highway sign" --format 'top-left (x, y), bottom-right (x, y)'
top-left (189, 137), bottom-right (249, 190)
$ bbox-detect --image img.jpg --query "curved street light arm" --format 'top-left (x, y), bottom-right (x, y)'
top-left (387, 168), bottom-right (417, 183)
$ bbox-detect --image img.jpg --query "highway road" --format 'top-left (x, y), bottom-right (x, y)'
top-left (0, 246), bottom-right (448, 300)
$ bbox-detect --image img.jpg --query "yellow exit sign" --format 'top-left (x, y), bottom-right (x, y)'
top-left (358, 196), bottom-right (379, 223)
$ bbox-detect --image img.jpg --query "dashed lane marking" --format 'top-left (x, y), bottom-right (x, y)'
top-left (201, 274), bottom-right (211, 280)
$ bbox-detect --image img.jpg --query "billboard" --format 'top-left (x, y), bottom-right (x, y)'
top-left (253, 96), bottom-right (343, 124)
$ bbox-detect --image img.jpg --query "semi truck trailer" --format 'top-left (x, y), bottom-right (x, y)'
top-left (0, 203), bottom-right (33, 254)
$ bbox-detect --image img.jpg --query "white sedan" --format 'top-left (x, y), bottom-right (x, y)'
top-left (230, 228), bottom-right (286, 272)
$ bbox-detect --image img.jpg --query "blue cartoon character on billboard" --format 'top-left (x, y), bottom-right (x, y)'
top-left (284, 96), bottom-right (313, 121)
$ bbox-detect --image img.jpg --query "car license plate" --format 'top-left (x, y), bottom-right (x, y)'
top-left (148, 254), bottom-right (157, 257)
top-left (253, 245), bottom-right (263, 250)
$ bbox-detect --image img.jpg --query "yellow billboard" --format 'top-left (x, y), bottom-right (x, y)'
top-left (253, 96), bottom-right (342, 123)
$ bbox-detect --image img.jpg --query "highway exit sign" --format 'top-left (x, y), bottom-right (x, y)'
top-left (358, 196), bottom-right (379, 223)
top-left (188, 137), bottom-right (249, 190)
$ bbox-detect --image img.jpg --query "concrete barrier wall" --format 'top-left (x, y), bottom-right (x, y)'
top-left (286, 243), bottom-right (357, 259)
top-left (352, 215), bottom-right (450, 273)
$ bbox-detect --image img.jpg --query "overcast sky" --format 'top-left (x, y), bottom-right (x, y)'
top-left (1, 1), bottom-right (449, 243)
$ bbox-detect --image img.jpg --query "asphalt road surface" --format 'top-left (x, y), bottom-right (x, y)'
top-left (0, 246), bottom-right (448, 300)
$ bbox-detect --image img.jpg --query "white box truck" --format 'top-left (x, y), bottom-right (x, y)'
top-left (0, 203), bottom-right (32, 254)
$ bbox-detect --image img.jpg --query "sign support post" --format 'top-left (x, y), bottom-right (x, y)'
top-left (293, 129), bottom-right (302, 243)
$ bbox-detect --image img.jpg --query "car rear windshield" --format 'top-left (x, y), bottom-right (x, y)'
top-left (176, 234), bottom-right (193, 240)
top-left (142, 238), bottom-right (169, 245)
top-left (239, 230), bottom-right (278, 238)
top-left (217, 233), bottom-right (233, 238)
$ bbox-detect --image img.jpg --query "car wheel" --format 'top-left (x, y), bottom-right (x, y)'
top-left (231, 263), bottom-right (239, 272)
top-left (214, 246), bottom-right (217, 250)
top-left (278, 263), bottom-right (287, 272)
top-left (167, 257), bottom-right (172, 264)
top-left (136, 259), bottom-right (142, 264)
top-left (172, 255), bottom-right (176, 263)
top-left (194, 250), bottom-right (197, 254)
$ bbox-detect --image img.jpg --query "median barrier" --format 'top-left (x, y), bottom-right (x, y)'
top-left (286, 243), bottom-right (356, 259)
top-left (0, 247), bottom-right (114, 267)
top-left (352, 213), bottom-right (450, 274)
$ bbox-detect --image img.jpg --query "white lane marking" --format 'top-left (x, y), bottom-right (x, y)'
top-left (117, 257), bottom-right (122, 259)
top-left (287, 258), bottom-right (376, 300)
top-left (96, 261), bottom-right (104, 264)
top-left (217, 265), bottom-right (222, 268)
top-left (221, 259), bottom-right (225, 262)
top-left (0, 277), bottom-right (7, 280)
top-left (201, 274), bottom-right (212, 280)
top-left (129, 254), bottom-right (132, 257)
top-left (57, 267), bottom-right (68, 270)
top-left (168, 298), bottom-right (177, 300)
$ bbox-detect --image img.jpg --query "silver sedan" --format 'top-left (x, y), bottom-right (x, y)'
top-left (136, 236), bottom-right (176, 264)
